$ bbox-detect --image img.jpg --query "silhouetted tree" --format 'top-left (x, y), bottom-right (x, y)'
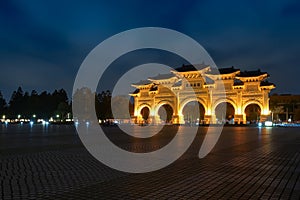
top-left (4, 87), bottom-right (71, 120)
top-left (51, 89), bottom-right (69, 119)
top-left (9, 87), bottom-right (24, 117)
top-left (97, 90), bottom-right (113, 120)
top-left (0, 91), bottom-right (7, 116)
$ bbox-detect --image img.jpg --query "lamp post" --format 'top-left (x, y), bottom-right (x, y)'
top-left (271, 111), bottom-right (273, 122)
top-left (56, 114), bottom-right (60, 122)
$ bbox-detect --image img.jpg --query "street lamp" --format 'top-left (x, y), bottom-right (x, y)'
top-left (56, 114), bottom-right (60, 122)
top-left (33, 114), bottom-right (36, 118)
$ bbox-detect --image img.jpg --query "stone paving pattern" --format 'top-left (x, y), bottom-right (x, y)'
top-left (0, 125), bottom-right (299, 199)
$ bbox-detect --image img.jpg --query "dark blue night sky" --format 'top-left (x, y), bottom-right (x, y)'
top-left (1, 0), bottom-right (300, 100)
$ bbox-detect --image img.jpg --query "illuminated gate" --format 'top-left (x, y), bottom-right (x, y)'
top-left (130, 64), bottom-right (275, 124)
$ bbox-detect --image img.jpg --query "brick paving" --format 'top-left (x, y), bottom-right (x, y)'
top-left (0, 124), bottom-right (299, 199)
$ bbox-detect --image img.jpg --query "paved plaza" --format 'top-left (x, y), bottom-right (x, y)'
top-left (0, 124), bottom-right (299, 199)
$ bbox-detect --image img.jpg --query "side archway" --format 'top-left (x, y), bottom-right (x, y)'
top-left (154, 101), bottom-right (175, 115)
top-left (242, 100), bottom-right (263, 113)
top-left (136, 104), bottom-right (152, 122)
top-left (137, 104), bottom-right (152, 115)
top-left (154, 101), bottom-right (175, 124)
top-left (140, 107), bottom-right (150, 121)
top-left (243, 100), bottom-right (263, 123)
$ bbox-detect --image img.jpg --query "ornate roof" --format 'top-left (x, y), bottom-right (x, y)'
top-left (172, 80), bottom-right (182, 87)
top-left (208, 66), bottom-right (240, 75)
top-left (148, 73), bottom-right (175, 80)
top-left (132, 80), bottom-right (152, 86)
top-left (260, 81), bottom-right (275, 87)
top-left (233, 79), bottom-right (244, 86)
top-left (204, 76), bottom-right (215, 84)
top-left (175, 63), bottom-right (210, 72)
top-left (237, 69), bottom-right (268, 77)
top-left (131, 89), bottom-right (140, 94)
top-left (149, 85), bottom-right (158, 91)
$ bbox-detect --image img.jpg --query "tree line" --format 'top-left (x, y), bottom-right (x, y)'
top-left (0, 87), bottom-right (71, 120)
top-left (0, 87), bottom-right (128, 121)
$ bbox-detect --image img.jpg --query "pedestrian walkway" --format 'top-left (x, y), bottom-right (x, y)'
top-left (0, 125), bottom-right (299, 199)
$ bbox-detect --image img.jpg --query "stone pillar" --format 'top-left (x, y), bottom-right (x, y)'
top-left (172, 114), bottom-right (184, 124)
top-left (205, 115), bottom-right (213, 124)
top-left (172, 91), bottom-right (185, 124)
top-left (260, 90), bottom-right (271, 122)
top-left (260, 115), bottom-right (269, 122)
top-left (150, 115), bottom-right (161, 125)
top-left (234, 114), bottom-right (245, 124)
top-left (136, 115), bottom-right (144, 124)
top-left (205, 89), bottom-right (214, 124)
top-left (131, 116), bottom-right (138, 124)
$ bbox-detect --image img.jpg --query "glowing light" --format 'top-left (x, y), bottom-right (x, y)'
top-left (17, 114), bottom-right (21, 119)
top-left (56, 114), bottom-right (60, 118)
top-left (258, 122), bottom-right (263, 127)
top-left (20, 121), bottom-right (23, 125)
top-left (2, 115), bottom-right (5, 119)
top-left (85, 121), bottom-right (90, 126)
top-left (265, 121), bottom-right (273, 127)
top-left (236, 107), bottom-right (242, 115)
top-left (262, 109), bottom-right (270, 115)
top-left (206, 108), bottom-right (212, 115)
top-left (33, 114), bottom-right (36, 118)
top-left (30, 121), bottom-right (34, 126)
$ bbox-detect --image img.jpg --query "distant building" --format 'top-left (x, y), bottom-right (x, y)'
top-left (270, 94), bottom-right (300, 122)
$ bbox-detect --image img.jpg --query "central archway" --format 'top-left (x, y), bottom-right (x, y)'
top-left (182, 101), bottom-right (205, 125)
top-left (215, 102), bottom-right (235, 124)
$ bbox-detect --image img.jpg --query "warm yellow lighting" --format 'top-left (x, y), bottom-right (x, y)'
top-left (262, 108), bottom-right (270, 115)
top-left (236, 107), bottom-right (242, 115)
top-left (131, 66), bottom-right (275, 124)
top-left (206, 108), bottom-right (212, 115)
